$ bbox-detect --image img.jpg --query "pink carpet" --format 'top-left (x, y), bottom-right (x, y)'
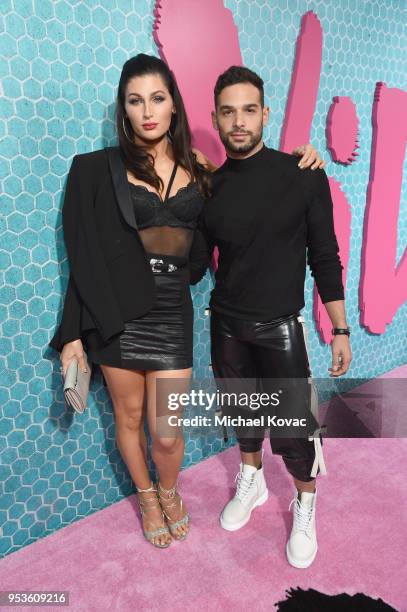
top-left (1, 368), bottom-right (406, 611)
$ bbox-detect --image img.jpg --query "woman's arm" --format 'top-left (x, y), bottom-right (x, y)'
top-left (61, 154), bottom-right (124, 343)
top-left (49, 273), bottom-right (82, 353)
top-left (189, 227), bottom-right (214, 285)
top-left (49, 156), bottom-right (86, 354)
top-left (192, 148), bottom-right (218, 172)
top-left (189, 204), bottom-right (217, 285)
top-left (48, 273), bottom-right (89, 376)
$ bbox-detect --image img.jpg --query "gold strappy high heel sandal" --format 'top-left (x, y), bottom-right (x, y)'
top-left (157, 481), bottom-right (190, 541)
top-left (137, 485), bottom-right (172, 548)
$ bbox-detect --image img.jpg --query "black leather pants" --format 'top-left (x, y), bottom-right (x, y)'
top-left (210, 310), bottom-right (325, 482)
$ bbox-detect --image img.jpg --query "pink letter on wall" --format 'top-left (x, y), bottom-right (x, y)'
top-left (154, 0), bottom-right (242, 166)
top-left (280, 11), bottom-right (322, 152)
top-left (360, 82), bottom-right (407, 333)
top-left (280, 11), bottom-right (351, 342)
top-left (326, 97), bottom-right (359, 164)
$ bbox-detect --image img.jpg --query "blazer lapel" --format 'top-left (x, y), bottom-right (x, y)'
top-left (105, 146), bottom-right (138, 231)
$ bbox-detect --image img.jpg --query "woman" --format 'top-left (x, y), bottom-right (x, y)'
top-left (49, 53), bottom-right (325, 548)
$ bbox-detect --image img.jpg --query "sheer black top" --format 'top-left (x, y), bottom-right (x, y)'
top-left (129, 161), bottom-right (205, 257)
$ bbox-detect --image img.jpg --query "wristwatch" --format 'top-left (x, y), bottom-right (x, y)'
top-left (332, 327), bottom-right (351, 336)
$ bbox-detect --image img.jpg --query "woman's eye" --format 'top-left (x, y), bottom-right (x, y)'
top-left (153, 96), bottom-right (165, 102)
top-left (129, 99), bottom-right (141, 105)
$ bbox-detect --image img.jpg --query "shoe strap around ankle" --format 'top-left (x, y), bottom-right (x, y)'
top-left (137, 484), bottom-right (156, 493)
top-left (158, 481), bottom-right (178, 497)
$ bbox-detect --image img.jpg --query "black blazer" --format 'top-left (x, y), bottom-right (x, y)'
top-left (49, 147), bottom-right (210, 353)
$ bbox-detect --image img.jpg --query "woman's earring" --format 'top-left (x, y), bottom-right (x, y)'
top-left (168, 111), bottom-right (176, 140)
top-left (122, 116), bottom-right (133, 143)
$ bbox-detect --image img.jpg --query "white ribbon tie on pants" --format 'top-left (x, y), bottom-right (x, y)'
top-left (297, 315), bottom-right (327, 477)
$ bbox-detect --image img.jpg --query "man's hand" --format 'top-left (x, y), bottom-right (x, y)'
top-left (328, 335), bottom-right (352, 377)
top-left (292, 143), bottom-right (326, 170)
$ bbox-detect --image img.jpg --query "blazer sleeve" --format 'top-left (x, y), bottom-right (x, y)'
top-left (49, 154), bottom-right (124, 352)
top-left (48, 273), bottom-right (82, 353)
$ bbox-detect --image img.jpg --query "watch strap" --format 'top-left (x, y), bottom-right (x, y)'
top-left (332, 327), bottom-right (351, 336)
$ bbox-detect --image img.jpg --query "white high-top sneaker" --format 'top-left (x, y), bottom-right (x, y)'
top-left (220, 459), bottom-right (269, 531)
top-left (286, 487), bottom-right (318, 568)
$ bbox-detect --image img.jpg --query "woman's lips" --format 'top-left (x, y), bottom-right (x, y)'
top-left (142, 123), bottom-right (158, 130)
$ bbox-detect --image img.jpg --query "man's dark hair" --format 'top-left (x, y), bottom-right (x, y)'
top-left (214, 65), bottom-right (264, 108)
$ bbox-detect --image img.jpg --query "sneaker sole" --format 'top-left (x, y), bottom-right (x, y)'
top-left (285, 542), bottom-right (318, 568)
top-left (220, 488), bottom-right (269, 531)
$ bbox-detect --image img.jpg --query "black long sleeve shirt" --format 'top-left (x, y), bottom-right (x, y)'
top-left (196, 144), bottom-right (344, 320)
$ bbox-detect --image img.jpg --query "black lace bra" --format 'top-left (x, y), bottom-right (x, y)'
top-left (128, 162), bottom-right (205, 231)
top-left (129, 182), bottom-right (204, 230)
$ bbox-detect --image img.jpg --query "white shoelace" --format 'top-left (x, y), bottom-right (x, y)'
top-left (289, 496), bottom-right (314, 537)
top-left (235, 471), bottom-right (256, 502)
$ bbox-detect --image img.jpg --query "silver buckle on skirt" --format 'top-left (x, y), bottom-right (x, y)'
top-left (149, 258), bottom-right (178, 273)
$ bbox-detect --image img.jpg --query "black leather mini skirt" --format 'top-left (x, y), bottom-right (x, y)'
top-left (84, 252), bottom-right (193, 371)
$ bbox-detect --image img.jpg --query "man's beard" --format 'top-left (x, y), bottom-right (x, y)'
top-left (219, 126), bottom-right (263, 155)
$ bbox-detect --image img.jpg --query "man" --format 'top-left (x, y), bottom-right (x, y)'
top-left (198, 66), bottom-right (352, 568)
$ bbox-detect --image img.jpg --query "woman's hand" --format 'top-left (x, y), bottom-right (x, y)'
top-left (60, 338), bottom-right (88, 377)
top-left (292, 144), bottom-right (326, 170)
top-left (192, 148), bottom-right (219, 172)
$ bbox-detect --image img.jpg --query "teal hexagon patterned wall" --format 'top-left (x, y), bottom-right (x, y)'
top-left (1, 0), bottom-right (406, 557)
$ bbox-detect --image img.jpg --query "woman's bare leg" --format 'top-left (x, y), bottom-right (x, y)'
top-left (146, 367), bottom-right (192, 538)
top-left (100, 364), bottom-right (171, 546)
top-left (100, 365), bottom-right (149, 487)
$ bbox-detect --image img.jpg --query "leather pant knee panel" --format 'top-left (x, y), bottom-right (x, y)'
top-left (210, 310), bottom-right (324, 482)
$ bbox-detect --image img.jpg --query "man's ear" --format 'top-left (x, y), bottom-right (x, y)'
top-left (211, 110), bottom-right (218, 131)
top-left (262, 105), bottom-right (270, 127)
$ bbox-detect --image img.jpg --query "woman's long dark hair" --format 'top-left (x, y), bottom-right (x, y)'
top-left (116, 54), bottom-right (211, 198)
